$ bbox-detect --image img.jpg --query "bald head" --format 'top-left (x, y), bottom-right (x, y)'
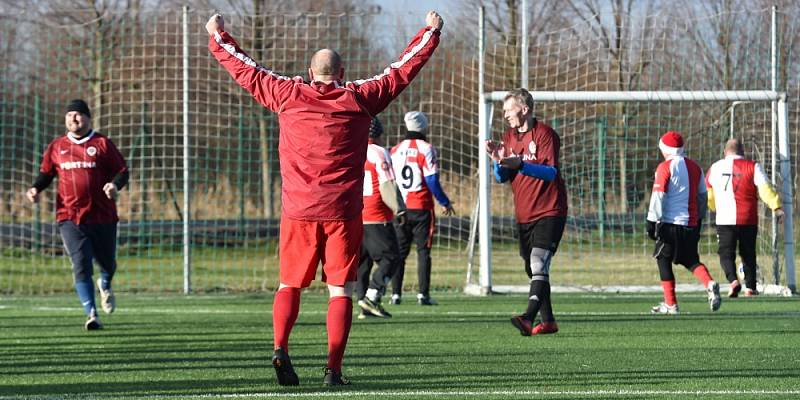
top-left (309, 49), bottom-right (343, 81)
top-left (724, 138), bottom-right (745, 157)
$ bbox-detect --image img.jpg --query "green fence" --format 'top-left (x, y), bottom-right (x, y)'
top-left (1, 5), bottom-right (798, 294)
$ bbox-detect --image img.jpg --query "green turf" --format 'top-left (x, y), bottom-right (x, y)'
top-left (1, 293), bottom-right (799, 399)
top-left (4, 241), bottom-right (795, 294)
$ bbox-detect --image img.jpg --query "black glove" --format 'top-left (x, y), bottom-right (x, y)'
top-left (395, 211), bottom-right (407, 227)
top-left (646, 220), bottom-right (657, 241)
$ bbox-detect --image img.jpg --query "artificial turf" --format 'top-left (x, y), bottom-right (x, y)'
top-left (1, 292), bottom-right (798, 399)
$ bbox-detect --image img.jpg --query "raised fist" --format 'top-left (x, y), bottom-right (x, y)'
top-left (426, 11), bottom-right (443, 31)
top-left (206, 14), bottom-right (224, 35)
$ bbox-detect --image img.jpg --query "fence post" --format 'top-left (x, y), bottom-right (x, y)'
top-left (596, 117), bottom-right (606, 241)
top-left (139, 103), bottom-right (149, 250)
top-left (182, 5), bottom-right (191, 294)
top-left (777, 97), bottom-right (795, 292)
top-left (238, 103), bottom-right (245, 238)
top-left (33, 96), bottom-right (42, 252)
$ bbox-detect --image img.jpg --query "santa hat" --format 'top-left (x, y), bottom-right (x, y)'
top-left (659, 131), bottom-right (684, 156)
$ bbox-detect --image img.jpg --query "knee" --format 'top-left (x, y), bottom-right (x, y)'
top-left (73, 269), bottom-right (91, 282)
top-left (382, 252), bottom-right (400, 265)
top-left (529, 248), bottom-right (552, 282)
top-left (72, 262), bottom-right (93, 282)
top-left (718, 246), bottom-right (735, 256)
top-left (739, 247), bottom-right (756, 260)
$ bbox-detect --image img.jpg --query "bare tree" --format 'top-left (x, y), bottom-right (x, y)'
top-left (453, 0), bottom-right (566, 90)
top-left (564, 0), bottom-right (659, 213)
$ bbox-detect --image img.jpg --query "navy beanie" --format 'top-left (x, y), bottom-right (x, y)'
top-left (66, 99), bottom-right (91, 118)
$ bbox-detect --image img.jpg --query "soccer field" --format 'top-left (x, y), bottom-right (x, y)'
top-left (1, 293), bottom-right (799, 399)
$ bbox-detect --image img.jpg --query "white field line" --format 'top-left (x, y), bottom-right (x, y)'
top-left (3, 306), bottom-right (800, 317)
top-left (4, 389), bottom-right (800, 399)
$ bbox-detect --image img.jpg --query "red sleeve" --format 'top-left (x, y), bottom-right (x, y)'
top-left (350, 27), bottom-right (440, 115)
top-left (653, 161), bottom-right (671, 193)
top-left (104, 138), bottom-right (128, 176)
top-left (39, 141), bottom-right (56, 175)
top-left (208, 31), bottom-right (296, 112)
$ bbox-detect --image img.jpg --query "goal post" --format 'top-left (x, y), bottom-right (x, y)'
top-left (466, 89), bottom-right (795, 295)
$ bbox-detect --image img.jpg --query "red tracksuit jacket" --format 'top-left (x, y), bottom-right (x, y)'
top-left (208, 27), bottom-right (440, 221)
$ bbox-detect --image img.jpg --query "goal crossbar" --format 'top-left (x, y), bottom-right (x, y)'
top-left (485, 90), bottom-right (784, 103)
top-left (473, 90), bottom-right (795, 295)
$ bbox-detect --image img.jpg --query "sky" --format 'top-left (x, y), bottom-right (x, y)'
top-left (374, 0), bottom-right (457, 20)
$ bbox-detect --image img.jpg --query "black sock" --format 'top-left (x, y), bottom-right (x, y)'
top-left (539, 282), bottom-right (554, 322)
top-left (524, 280), bottom-right (545, 321)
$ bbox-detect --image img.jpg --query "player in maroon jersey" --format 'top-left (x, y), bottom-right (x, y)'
top-left (207, 11), bottom-right (442, 386)
top-left (485, 89), bottom-right (567, 336)
top-left (26, 99), bottom-right (129, 331)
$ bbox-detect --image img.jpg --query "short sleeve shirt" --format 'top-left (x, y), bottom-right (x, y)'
top-left (40, 131), bottom-right (127, 224)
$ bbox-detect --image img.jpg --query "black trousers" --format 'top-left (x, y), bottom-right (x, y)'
top-left (58, 221), bottom-right (117, 283)
top-left (356, 222), bottom-right (401, 300)
top-left (518, 216), bottom-right (566, 279)
top-left (392, 209), bottom-right (434, 297)
top-left (716, 224), bottom-right (758, 290)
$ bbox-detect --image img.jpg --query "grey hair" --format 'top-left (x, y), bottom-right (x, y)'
top-left (503, 88), bottom-right (534, 110)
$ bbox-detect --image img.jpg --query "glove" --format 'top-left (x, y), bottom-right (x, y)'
top-left (395, 211), bottom-right (407, 227)
top-left (646, 220), bottom-right (657, 241)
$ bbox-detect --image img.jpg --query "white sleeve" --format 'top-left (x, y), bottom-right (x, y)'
top-left (753, 162), bottom-right (769, 186)
top-left (421, 143), bottom-right (439, 177)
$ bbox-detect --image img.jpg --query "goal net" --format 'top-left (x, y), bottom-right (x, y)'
top-left (0, 7), bottom-right (480, 294)
top-left (465, 5), bottom-right (797, 295)
top-left (0, 5), bottom-right (797, 295)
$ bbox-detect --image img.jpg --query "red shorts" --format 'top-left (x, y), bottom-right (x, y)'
top-left (279, 216), bottom-right (363, 288)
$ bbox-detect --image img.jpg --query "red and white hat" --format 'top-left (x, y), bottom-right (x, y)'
top-left (659, 131), bottom-right (684, 155)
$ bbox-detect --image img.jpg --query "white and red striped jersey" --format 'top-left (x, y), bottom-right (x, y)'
top-left (647, 155), bottom-right (707, 226)
top-left (363, 143), bottom-right (396, 222)
top-left (706, 155), bottom-right (780, 225)
top-left (390, 139), bottom-right (438, 210)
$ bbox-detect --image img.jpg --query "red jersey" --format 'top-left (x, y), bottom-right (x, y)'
top-left (647, 155), bottom-right (706, 226)
top-left (501, 120), bottom-right (568, 223)
top-left (39, 131), bottom-right (128, 224)
top-left (362, 143), bottom-right (396, 222)
top-left (390, 139), bottom-right (438, 210)
top-left (209, 27), bottom-right (440, 221)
